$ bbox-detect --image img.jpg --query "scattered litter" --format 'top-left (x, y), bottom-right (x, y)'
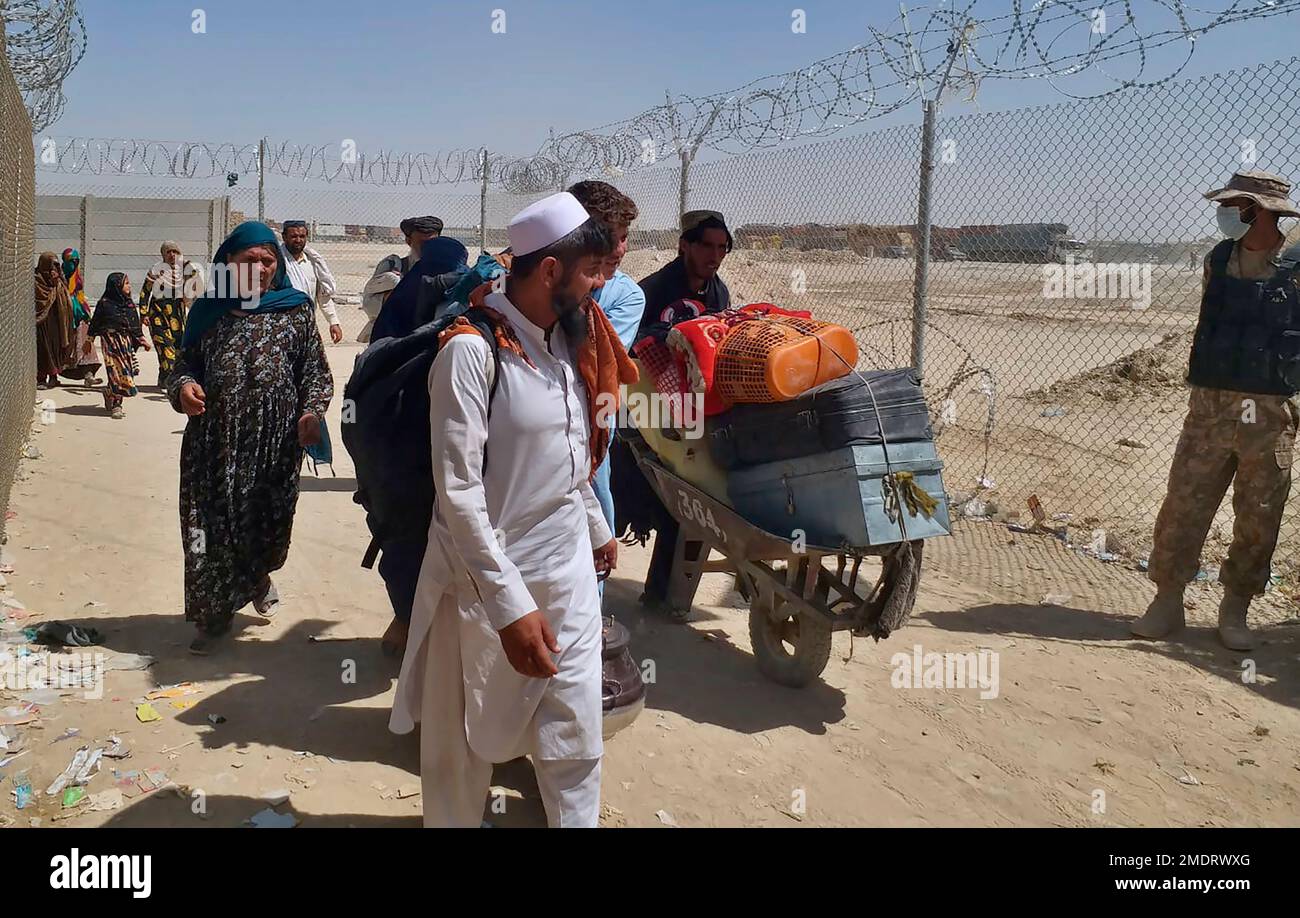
top-left (0, 750), bottom-right (29, 768)
top-left (962, 498), bottom-right (989, 519)
top-left (61, 786), bottom-right (86, 809)
top-left (46, 746), bottom-right (102, 795)
top-left (207, 715), bottom-right (226, 725)
top-left (12, 770), bottom-right (32, 808)
top-left (1027, 495), bottom-right (1047, 526)
top-left (138, 768), bottom-right (168, 794)
top-left (1194, 565), bottom-right (1221, 582)
top-left (655, 809), bottom-right (678, 827)
top-left (1093, 759), bottom-right (1116, 776)
top-left (135, 703), bottom-right (161, 723)
top-left (146, 682), bottom-right (200, 700)
top-left (1116, 437), bottom-right (1148, 449)
top-left (29, 621), bottom-right (102, 647)
top-left (1007, 523), bottom-right (1035, 534)
top-left (1253, 725), bottom-right (1270, 737)
top-left (1137, 558), bottom-right (1149, 571)
top-left (396, 784), bottom-right (420, 799)
top-left (779, 807), bottom-right (804, 822)
top-left (248, 808), bottom-right (298, 828)
top-left (102, 737), bottom-right (130, 759)
top-left (1040, 406), bottom-right (1067, 417)
top-left (102, 652), bottom-right (154, 671)
top-left (262, 789), bottom-right (291, 806)
top-left (51, 727), bottom-right (81, 744)
top-left (88, 788), bottom-right (124, 812)
top-left (19, 688), bottom-right (62, 706)
top-left (1041, 592), bottom-right (1073, 606)
top-left (169, 700), bottom-right (196, 711)
top-left (1177, 771), bottom-right (1201, 787)
top-left (0, 704), bottom-right (39, 726)
top-left (1237, 758), bottom-right (1258, 767)
top-left (83, 600), bottom-right (104, 608)
top-left (22, 445), bottom-right (41, 460)
top-left (159, 740), bottom-right (194, 755)
top-left (2, 597), bottom-right (25, 611)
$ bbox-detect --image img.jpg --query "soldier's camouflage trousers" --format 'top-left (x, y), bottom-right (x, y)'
top-left (1148, 386), bottom-right (1298, 595)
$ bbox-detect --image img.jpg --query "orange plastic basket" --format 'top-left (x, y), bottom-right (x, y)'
top-left (715, 317), bottom-right (858, 403)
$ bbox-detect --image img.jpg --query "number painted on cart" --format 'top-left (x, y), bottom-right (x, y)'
top-left (675, 488), bottom-right (726, 543)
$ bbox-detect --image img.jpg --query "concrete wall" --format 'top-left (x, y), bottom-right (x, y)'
top-left (35, 194), bottom-right (230, 294)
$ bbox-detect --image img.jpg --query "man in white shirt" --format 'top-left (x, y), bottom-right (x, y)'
top-left (389, 192), bottom-right (618, 828)
top-left (359, 215), bottom-right (444, 343)
top-left (280, 220), bottom-right (343, 343)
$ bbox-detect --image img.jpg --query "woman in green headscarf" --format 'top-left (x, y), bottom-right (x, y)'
top-left (168, 221), bottom-right (334, 654)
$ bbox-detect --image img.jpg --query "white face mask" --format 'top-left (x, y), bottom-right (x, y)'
top-left (1216, 204), bottom-right (1256, 240)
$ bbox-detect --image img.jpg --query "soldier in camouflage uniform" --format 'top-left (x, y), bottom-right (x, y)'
top-left (1134, 170), bottom-right (1300, 650)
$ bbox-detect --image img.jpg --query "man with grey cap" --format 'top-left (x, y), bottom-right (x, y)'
top-left (359, 215), bottom-right (444, 343)
top-left (1134, 169), bottom-right (1300, 650)
top-left (389, 191), bottom-right (620, 827)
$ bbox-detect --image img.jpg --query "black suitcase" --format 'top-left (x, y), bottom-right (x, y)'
top-left (709, 369), bottom-right (933, 470)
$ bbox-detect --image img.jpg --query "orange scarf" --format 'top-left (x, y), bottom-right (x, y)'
top-left (449, 286), bottom-right (638, 479)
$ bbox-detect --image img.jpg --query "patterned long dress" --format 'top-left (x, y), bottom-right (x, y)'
top-left (139, 266), bottom-right (196, 386)
top-left (167, 302), bottom-right (333, 632)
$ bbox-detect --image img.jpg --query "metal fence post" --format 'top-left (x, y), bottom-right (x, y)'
top-left (479, 148), bottom-right (488, 254)
top-left (911, 99), bottom-right (935, 372)
top-left (678, 150), bottom-right (691, 225)
top-left (257, 137), bottom-right (266, 222)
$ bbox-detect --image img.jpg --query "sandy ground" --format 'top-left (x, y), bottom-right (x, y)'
top-left (1, 342), bottom-right (1298, 828)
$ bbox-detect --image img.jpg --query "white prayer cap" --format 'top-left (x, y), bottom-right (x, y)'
top-left (508, 192), bottom-right (590, 257)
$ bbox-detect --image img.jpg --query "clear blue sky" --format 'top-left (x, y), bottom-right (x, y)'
top-left (49, 0), bottom-right (1300, 155)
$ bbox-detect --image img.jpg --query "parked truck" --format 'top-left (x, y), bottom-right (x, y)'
top-left (947, 223), bottom-right (1091, 263)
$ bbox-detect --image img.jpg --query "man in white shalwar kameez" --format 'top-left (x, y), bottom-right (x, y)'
top-left (390, 192), bottom-right (620, 827)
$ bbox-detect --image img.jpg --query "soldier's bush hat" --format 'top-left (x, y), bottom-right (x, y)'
top-left (1204, 170), bottom-right (1300, 218)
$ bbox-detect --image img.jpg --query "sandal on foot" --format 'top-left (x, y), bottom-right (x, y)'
top-left (188, 619), bottom-right (232, 655)
top-left (254, 579), bottom-right (280, 617)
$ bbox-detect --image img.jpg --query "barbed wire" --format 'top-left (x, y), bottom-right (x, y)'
top-left (32, 0), bottom-right (1299, 191)
top-left (1, 0), bottom-right (86, 132)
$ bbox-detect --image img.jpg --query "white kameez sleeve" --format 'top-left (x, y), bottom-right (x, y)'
top-left (428, 334), bottom-right (537, 631)
top-left (306, 247), bottom-right (339, 323)
top-left (578, 478), bottom-right (613, 548)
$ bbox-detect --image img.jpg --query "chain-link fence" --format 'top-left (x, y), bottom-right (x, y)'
top-left (32, 57), bottom-right (1300, 580)
top-left (0, 42), bottom-right (36, 544)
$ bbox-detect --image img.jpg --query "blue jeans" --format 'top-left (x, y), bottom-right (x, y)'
top-left (593, 452), bottom-right (615, 600)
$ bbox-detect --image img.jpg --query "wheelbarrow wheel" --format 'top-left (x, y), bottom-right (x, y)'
top-left (748, 593), bottom-right (832, 688)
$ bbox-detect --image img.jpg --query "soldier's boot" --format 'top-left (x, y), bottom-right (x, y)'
top-left (1131, 585), bottom-right (1186, 639)
top-left (1217, 590), bottom-right (1255, 651)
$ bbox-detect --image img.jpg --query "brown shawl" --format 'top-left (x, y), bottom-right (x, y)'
top-left (35, 252), bottom-right (75, 364)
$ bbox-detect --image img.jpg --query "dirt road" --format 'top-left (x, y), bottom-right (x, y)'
top-left (1, 343), bottom-right (1297, 828)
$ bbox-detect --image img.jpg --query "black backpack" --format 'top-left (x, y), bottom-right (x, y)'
top-left (341, 299), bottom-right (501, 567)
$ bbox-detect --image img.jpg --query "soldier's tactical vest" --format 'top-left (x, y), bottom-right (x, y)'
top-left (1187, 239), bottom-right (1300, 395)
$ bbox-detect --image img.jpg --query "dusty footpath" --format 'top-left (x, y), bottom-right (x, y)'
top-left (1, 342), bottom-right (1298, 828)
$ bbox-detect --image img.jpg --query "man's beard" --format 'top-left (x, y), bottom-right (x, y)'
top-left (553, 292), bottom-right (589, 347)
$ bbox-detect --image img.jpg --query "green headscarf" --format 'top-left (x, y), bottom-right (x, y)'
top-left (181, 221), bottom-right (311, 347)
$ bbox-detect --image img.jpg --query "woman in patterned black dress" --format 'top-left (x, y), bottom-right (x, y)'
top-left (168, 222), bottom-right (333, 654)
